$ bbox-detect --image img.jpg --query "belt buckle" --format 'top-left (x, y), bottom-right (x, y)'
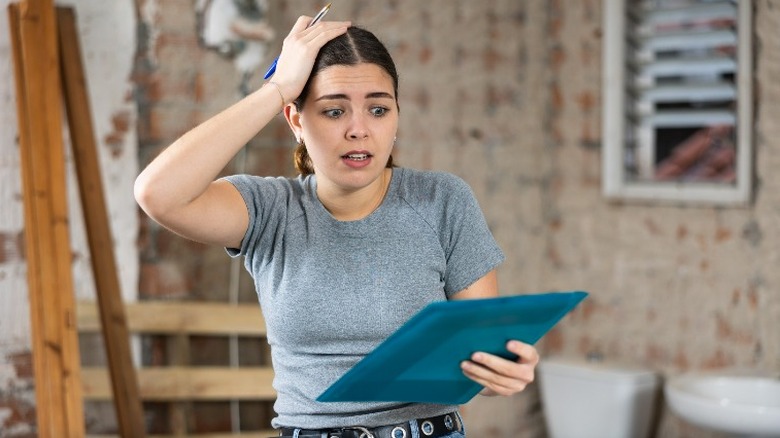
top-left (347, 426), bottom-right (374, 438)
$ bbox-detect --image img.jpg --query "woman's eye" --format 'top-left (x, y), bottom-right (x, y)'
top-left (323, 108), bottom-right (344, 118)
top-left (370, 107), bottom-right (388, 117)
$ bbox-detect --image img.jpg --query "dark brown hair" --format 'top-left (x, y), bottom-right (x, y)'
top-left (293, 26), bottom-right (398, 175)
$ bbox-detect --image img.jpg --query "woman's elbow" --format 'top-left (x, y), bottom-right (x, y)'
top-left (134, 172), bottom-right (166, 220)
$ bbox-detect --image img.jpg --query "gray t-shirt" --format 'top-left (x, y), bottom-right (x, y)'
top-left (224, 167), bottom-right (504, 429)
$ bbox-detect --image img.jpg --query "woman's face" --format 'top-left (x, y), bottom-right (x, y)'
top-left (292, 63), bottom-right (398, 193)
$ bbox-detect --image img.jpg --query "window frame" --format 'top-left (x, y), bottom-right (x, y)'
top-left (601, 0), bottom-right (753, 206)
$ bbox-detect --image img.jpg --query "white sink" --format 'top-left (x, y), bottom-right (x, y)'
top-left (665, 373), bottom-right (780, 437)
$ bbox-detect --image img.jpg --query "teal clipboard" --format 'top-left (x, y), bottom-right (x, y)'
top-left (317, 291), bottom-right (588, 404)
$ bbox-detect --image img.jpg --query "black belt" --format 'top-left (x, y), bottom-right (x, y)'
top-left (279, 412), bottom-right (461, 438)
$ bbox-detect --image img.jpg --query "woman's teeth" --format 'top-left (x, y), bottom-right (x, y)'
top-left (345, 154), bottom-right (369, 160)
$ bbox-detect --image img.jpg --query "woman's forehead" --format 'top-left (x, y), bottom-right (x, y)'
top-left (310, 63), bottom-right (395, 96)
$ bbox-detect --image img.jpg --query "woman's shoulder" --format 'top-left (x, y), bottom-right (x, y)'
top-left (397, 167), bottom-right (473, 198)
top-left (223, 174), bottom-right (308, 195)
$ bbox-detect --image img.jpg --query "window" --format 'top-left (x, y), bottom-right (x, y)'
top-left (602, 0), bottom-right (753, 205)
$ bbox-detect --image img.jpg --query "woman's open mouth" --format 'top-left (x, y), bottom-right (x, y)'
top-left (343, 153), bottom-right (370, 161)
top-left (341, 151), bottom-right (373, 168)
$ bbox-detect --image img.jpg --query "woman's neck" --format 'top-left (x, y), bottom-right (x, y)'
top-left (317, 168), bottom-right (391, 221)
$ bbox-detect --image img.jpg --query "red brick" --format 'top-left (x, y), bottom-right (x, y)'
top-left (8, 351), bottom-right (33, 379)
top-left (154, 0), bottom-right (198, 34)
top-left (0, 398), bottom-right (36, 435)
top-left (0, 231), bottom-right (25, 264)
top-left (104, 110), bottom-right (133, 158)
top-left (715, 226), bottom-right (733, 242)
top-left (702, 349), bottom-right (733, 369)
top-left (541, 327), bottom-right (564, 353)
top-left (139, 261), bottom-right (188, 299)
top-left (676, 225), bottom-right (689, 241)
top-left (147, 105), bottom-right (198, 142)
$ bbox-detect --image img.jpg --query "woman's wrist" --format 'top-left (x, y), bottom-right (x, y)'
top-left (266, 81), bottom-right (288, 108)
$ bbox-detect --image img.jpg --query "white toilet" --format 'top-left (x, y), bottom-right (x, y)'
top-left (538, 357), bottom-right (660, 438)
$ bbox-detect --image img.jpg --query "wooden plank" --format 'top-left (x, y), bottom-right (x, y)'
top-left (77, 301), bottom-right (267, 336)
top-left (55, 7), bottom-right (147, 437)
top-left (169, 334), bottom-right (192, 435)
top-left (9, 2), bottom-right (84, 436)
top-left (81, 367), bottom-right (276, 401)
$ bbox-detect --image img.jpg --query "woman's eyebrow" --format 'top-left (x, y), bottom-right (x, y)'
top-left (315, 92), bottom-right (395, 102)
top-left (366, 92), bottom-right (394, 100)
top-left (315, 93), bottom-right (348, 102)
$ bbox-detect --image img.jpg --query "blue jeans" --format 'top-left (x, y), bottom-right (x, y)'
top-left (284, 412), bottom-right (467, 437)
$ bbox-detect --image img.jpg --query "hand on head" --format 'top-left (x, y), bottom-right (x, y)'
top-left (271, 16), bottom-right (351, 105)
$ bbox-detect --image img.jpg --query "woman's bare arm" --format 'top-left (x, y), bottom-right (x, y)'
top-left (133, 18), bottom-right (350, 248)
top-left (134, 84), bottom-right (285, 248)
top-left (453, 270), bottom-right (540, 397)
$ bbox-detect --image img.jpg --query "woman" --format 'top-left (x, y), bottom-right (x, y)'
top-left (135, 15), bottom-right (539, 438)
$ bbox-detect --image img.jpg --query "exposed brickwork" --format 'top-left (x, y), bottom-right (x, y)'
top-left (0, 351), bottom-right (36, 437)
top-left (131, 0), bottom-right (276, 432)
top-left (0, 231), bottom-right (25, 265)
top-left (103, 110), bottom-right (133, 158)
top-left (130, 0), bottom-right (780, 437)
top-left (532, 2), bottom-right (780, 437)
top-left (2, 0), bottom-right (779, 436)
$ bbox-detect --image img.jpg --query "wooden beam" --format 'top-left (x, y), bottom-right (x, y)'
top-left (56, 7), bottom-right (146, 437)
top-left (8, 2), bottom-right (84, 436)
top-left (76, 301), bottom-right (267, 336)
top-left (169, 333), bottom-right (193, 436)
top-left (81, 367), bottom-right (276, 401)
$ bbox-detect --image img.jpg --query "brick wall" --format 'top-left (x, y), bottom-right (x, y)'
top-left (0, 352), bottom-right (35, 437)
top-left (2, 0), bottom-right (779, 436)
top-left (528, 1), bottom-right (780, 437)
top-left (133, 1), bottom-right (551, 433)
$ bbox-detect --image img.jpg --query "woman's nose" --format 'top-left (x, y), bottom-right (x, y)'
top-left (346, 115), bottom-right (369, 140)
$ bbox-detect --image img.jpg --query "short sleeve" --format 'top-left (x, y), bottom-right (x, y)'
top-left (221, 174), bottom-right (292, 264)
top-left (438, 175), bottom-right (505, 297)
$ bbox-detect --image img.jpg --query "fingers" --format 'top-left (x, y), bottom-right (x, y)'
top-left (509, 340), bottom-right (540, 365)
top-left (297, 22), bottom-right (352, 51)
top-left (289, 15), bottom-right (315, 33)
top-left (460, 341), bottom-right (539, 397)
top-left (271, 18), bottom-right (350, 101)
top-left (288, 14), bottom-right (348, 33)
top-left (285, 18), bottom-right (352, 51)
top-left (284, 14), bottom-right (351, 49)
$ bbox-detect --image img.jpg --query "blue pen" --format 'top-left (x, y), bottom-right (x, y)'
top-left (263, 3), bottom-right (332, 80)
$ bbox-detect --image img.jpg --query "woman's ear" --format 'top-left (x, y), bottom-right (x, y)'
top-left (283, 104), bottom-right (303, 141)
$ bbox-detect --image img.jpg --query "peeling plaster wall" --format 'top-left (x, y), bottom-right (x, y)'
top-left (259, 2), bottom-right (780, 437)
top-left (530, 2), bottom-right (780, 437)
top-left (2, 0), bottom-right (779, 437)
top-left (0, 1), bottom-right (137, 434)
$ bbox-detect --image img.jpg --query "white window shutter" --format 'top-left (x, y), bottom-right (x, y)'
top-left (602, 0), bottom-right (753, 205)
